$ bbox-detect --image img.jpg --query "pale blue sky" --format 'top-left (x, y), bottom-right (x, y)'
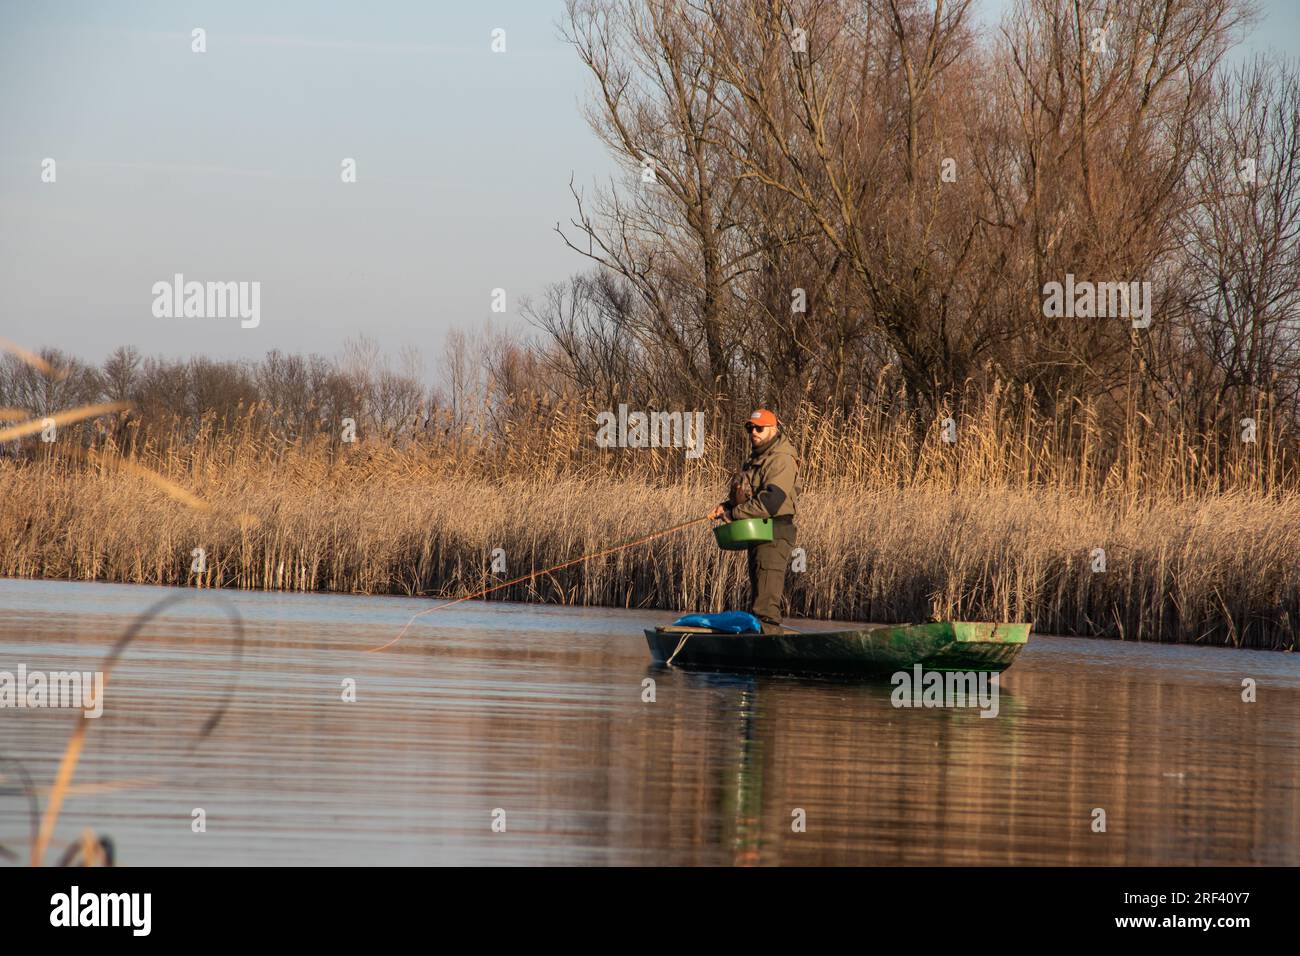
top-left (1, 1), bottom-right (1296, 366)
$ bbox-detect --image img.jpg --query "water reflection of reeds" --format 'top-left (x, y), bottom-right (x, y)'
top-left (3, 587), bottom-right (1297, 865)
top-left (614, 664), bottom-right (1300, 865)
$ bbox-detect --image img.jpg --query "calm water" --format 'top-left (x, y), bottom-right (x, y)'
top-left (1, 577), bottom-right (1298, 866)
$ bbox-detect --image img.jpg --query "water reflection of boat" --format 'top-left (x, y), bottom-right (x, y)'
top-left (645, 621), bottom-right (1030, 676)
top-left (730, 683), bottom-right (763, 867)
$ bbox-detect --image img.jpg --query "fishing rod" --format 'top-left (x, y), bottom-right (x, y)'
top-left (364, 513), bottom-right (716, 653)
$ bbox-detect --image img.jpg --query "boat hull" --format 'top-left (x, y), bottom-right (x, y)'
top-left (644, 621), bottom-right (1029, 676)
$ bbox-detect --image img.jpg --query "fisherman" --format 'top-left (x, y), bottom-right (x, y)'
top-left (709, 409), bottom-right (798, 634)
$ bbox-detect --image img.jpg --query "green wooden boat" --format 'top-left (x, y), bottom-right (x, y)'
top-left (644, 621), bottom-right (1030, 676)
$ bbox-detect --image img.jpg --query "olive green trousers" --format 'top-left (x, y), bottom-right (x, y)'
top-left (746, 520), bottom-right (796, 633)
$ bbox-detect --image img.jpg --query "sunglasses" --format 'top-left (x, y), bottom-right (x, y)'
top-left (745, 424), bottom-right (769, 432)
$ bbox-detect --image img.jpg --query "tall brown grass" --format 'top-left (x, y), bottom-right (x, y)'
top-left (2, 387), bottom-right (1297, 649)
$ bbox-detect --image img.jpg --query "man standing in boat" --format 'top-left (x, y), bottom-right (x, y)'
top-left (710, 409), bottom-right (798, 634)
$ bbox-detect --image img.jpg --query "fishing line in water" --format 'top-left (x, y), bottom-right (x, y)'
top-left (364, 514), bottom-right (715, 653)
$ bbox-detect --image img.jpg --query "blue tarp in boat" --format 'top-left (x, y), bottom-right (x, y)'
top-left (671, 611), bottom-right (763, 634)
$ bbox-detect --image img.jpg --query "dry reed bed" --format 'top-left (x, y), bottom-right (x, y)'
top-left (62, 381), bottom-right (1298, 496)
top-left (2, 438), bottom-right (1297, 649)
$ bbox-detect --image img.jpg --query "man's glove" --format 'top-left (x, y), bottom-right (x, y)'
top-left (727, 470), bottom-right (751, 507)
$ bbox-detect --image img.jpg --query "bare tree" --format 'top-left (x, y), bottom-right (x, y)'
top-left (1179, 55), bottom-right (1300, 428)
top-left (561, 0), bottom-right (763, 412)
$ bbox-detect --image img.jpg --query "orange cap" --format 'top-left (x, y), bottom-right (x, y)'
top-left (744, 408), bottom-right (778, 428)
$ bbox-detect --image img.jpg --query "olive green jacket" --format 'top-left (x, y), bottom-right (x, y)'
top-left (725, 430), bottom-right (798, 520)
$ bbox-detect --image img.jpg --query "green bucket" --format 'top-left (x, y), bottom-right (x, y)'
top-left (713, 517), bottom-right (773, 550)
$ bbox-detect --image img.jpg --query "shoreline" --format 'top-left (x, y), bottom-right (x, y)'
top-left (5, 460), bottom-right (1296, 651)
